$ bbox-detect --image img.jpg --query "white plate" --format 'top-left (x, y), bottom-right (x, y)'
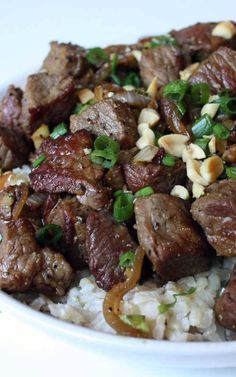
top-left (1, 1), bottom-right (236, 367)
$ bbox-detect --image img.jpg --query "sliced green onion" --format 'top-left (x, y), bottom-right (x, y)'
top-left (163, 80), bottom-right (190, 102)
top-left (113, 192), bottom-right (134, 222)
top-left (90, 149), bottom-right (117, 169)
top-left (158, 287), bottom-right (197, 314)
top-left (192, 114), bottom-right (213, 138)
top-left (119, 251), bottom-right (135, 268)
top-left (32, 154), bottom-right (46, 168)
top-left (86, 47), bottom-right (108, 66)
top-left (94, 135), bottom-right (119, 153)
top-left (50, 122), bottom-right (68, 139)
top-left (213, 123), bottom-right (230, 140)
top-left (226, 166), bottom-right (236, 180)
top-left (73, 103), bottom-right (90, 115)
top-left (134, 186), bottom-right (154, 198)
top-left (36, 224), bottom-right (63, 247)
top-left (149, 34), bottom-right (177, 48)
top-left (162, 155), bottom-right (176, 167)
top-left (175, 100), bottom-right (187, 117)
top-left (194, 138), bottom-right (209, 153)
top-left (190, 83), bottom-right (210, 106)
top-left (113, 190), bottom-right (123, 198)
top-left (90, 135), bottom-right (120, 169)
top-left (218, 93), bottom-right (236, 115)
top-left (123, 72), bottom-right (141, 88)
top-left (111, 73), bottom-right (122, 86)
top-left (111, 53), bottom-right (118, 75)
top-left (119, 314), bottom-right (150, 333)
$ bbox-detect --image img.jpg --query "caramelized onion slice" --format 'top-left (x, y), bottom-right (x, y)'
top-left (12, 184), bottom-right (29, 220)
top-left (103, 247), bottom-right (152, 338)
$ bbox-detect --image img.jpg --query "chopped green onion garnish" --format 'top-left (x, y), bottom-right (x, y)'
top-left (123, 72), bottom-right (141, 88)
top-left (50, 122), bottom-right (68, 139)
top-left (113, 192), bottom-right (134, 222)
top-left (158, 287), bottom-right (197, 314)
top-left (194, 138), bottom-right (209, 153)
top-left (119, 314), bottom-right (150, 333)
top-left (213, 123), bottom-right (230, 140)
top-left (90, 149), bottom-right (117, 169)
top-left (192, 114), bottom-right (213, 138)
top-left (135, 186), bottom-right (154, 198)
top-left (163, 80), bottom-right (190, 102)
top-left (226, 166), bottom-right (236, 180)
top-left (111, 73), bottom-right (122, 86)
top-left (86, 47), bottom-right (108, 66)
top-left (218, 93), bottom-right (236, 115)
top-left (175, 100), bottom-right (187, 117)
top-left (119, 250), bottom-right (135, 268)
top-left (36, 224), bottom-right (63, 247)
top-left (32, 154), bottom-right (46, 168)
top-left (111, 53), bottom-right (118, 75)
top-left (190, 83), bottom-right (210, 106)
top-left (149, 34), bottom-right (177, 48)
top-left (90, 135), bottom-right (120, 169)
top-left (162, 155), bottom-right (176, 167)
top-left (113, 190), bottom-right (123, 198)
top-left (94, 135), bottom-right (119, 153)
top-left (73, 103), bottom-right (90, 115)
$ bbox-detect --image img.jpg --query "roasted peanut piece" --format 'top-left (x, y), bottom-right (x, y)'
top-left (158, 134), bottom-right (189, 158)
top-left (170, 185), bottom-right (190, 200)
top-left (138, 108), bottom-right (160, 127)
top-left (200, 155), bottom-right (224, 183)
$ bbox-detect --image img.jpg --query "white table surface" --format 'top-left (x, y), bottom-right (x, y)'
top-left (1, 0), bottom-right (236, 375)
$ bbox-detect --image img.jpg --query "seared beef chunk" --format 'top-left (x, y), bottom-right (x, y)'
top-left (42, 41), bottom-right (87, 78)
top-left (170, 22), bottom-right (236, 59)
top-left (0, 218), bottom-right (42, 291)
top-left (139, 45), bottom-right (188, 87)
top-left (0, 127), bottom-right (30, 170)
top-left (70, 99), bottom-right (137, 149)
top-left (30, 130), bottom-right (110, 210)
top-left (43, 195), bottom-right (89, 268)
top-left (189, 47), bottom-right (236, 93)
top-left (191, 180), bottom-right (236, 256)
top-left (86, 211), bottom-right (136, 291)
top-left (104, 44), bottom-right (140, 69)
top-left (21, 72), bottom-right (76, 135)
top-left (105, 165), bottom-right (125, 191)
top-left (33, 247), bottom-right (73, 296)
top-left (124, 160), bottom-right (186, 193)
top-left (134, 194), bottom-right (209, 282)
top-left (0, 85), bottom-right (23, 132)
top-left (215, 267), bottom-right (236, 331)
top-left (160, 98), bottom-right (190, 137)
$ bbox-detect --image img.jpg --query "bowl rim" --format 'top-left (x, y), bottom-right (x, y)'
top-left (1, 289), bottom-right (236, 355)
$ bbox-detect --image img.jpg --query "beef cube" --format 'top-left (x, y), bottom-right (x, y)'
top-left (0, 127), bottom-right (30, 171)
top-left (171, 22), bottom-right (236, 59)
top-left (86, 211), bottom-right (136, 291)
top-left (33, 247), bottom-right (73, 297)
top-left (191, 179), bottom-right (236, 256)
top-left (215, 267), bottom-right (236, 331)
top-left (21, 72), bottom-right (76, 135)
top-left (105, 165), bottom-right (125, 191)
top-left (124, 160), bottom-right (186, 193)
top-left (139, 45), bottom-right (188, 87)
top-left (134, 194), bottom-right (209, 282)
top-left (43, 195), bottom-right (89, 268)
top-left (70, 99), bottom-right (137, 149)
top-left (160, 97), bottom-right (191, 137)
top-left (189, 47), bottom-right (236, 94)
top-left (0, 218), bottom-right (42, 291)
top-left (30, 130), bottom-right (110, 210)
top-left (42, 41), bottom-right (87, 78)
top-left (0, 85), bottom-right (23, 133)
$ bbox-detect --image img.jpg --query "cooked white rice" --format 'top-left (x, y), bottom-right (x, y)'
top-left (30, 258), bottom-right (236, 341)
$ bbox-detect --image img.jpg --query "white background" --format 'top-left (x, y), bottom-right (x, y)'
top-left (1, 0), bottom-right (236, 375)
